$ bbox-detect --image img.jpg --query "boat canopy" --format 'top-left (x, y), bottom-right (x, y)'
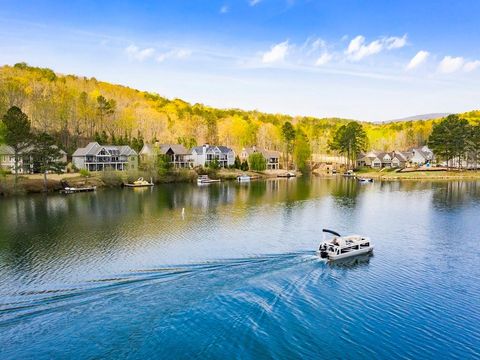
top-left (322, 229), bottom-right (341, 237)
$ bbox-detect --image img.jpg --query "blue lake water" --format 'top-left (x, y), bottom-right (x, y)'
top-left (0, 178), bottom-right (479, 359)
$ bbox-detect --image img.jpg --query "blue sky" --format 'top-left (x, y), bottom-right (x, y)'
top-left (0, 0), bottom-right (479, 121)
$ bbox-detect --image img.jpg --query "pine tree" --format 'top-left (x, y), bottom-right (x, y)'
top-left (2, 106), bottom-right (32, 188)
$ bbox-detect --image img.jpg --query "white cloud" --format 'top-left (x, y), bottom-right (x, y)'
top-left (125, 45), bottom-right (155, 61)
top-left (262, 41), bottom-right (289, 63)
top-left (346, 36), bottom-right (382, 61)
top-left (345, 34), bottom-right (407, 61)
top-left (463, 60), bottom-right (480, 72)
top-left (304, 38), bottom-right (326, 55)
top-left (249, 0), bottom-right (261, 6)
top-left (220, 5), bottom-right (229, 14)
top-left (386, 34), bottom-right (408, 49)
top-left (157, 49), bottom-right (192, 63)
top-left (438, 56), bottom-right (465, 73)
top-left (315, 52), bottom-right (332, 66)
top-left (406, 50), bottom-right (429, 70)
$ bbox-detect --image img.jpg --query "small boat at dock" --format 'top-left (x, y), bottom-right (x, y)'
top-left (123, 177), bottom-right (154, 188)
top-left (237, 174), bottom-right (251, 182)
top-left (60, 186), bottom-right (96, 194)
top-left (277, 172), bottom-right (296, 178)
top-left (197, 175), bottom-right (221, 185)
top-left (317, 229), bottom-right (373, 260)
top-left (343, 170), bottom-right (356, 178)
top-left (358, 177), bottom-right (373, 183)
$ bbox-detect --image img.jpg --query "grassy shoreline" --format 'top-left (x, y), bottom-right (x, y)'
top-left (353, 169), bottom-right (480, 180)
top-left (0, 169), bottom-right (284, 196)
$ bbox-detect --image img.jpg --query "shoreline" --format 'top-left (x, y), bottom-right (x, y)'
top-left (0, 169), bottom-right (293, 196)
top-left (314, 169), bottom-right (480, 181)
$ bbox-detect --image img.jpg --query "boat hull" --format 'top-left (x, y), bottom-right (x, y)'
top-left (60, 186), bottom-right (96, 194)
top-left (123, 183), bottom-right (154, 187)
top-left (197, 179), bottom-right (221, 185)
top-left (324, 246), bottom-right (374, 260)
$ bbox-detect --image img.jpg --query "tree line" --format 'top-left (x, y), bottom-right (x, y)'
top-left (428, 114), bottom-right (480, 168)
top-left (1, 106), bottom-right (65, 191)
top-left (0, 63), bottom-right (454, 160)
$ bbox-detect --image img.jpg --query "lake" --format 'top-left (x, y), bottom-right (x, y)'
top-left (0, 178), bottom-right (479, 359)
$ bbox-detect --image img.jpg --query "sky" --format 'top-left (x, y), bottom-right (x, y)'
top-left (0, 0), bottom-right (479, 121)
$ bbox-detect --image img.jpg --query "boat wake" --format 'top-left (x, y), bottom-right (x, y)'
top-left (1, 251), bottom-right (478, 359)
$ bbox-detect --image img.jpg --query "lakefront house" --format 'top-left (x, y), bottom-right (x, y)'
top-left (240, 146), bottom-right (281, 170)
top-left (190, 144), bottom-right (235, 168)
top-left (0, 144), bottom-right (67, 174)
top-left (72, 142), bottom-right (138, 171)
top-left (357, 146), bottom-right (434, 169)
top-left (140, 143), bottom-right (192, 168)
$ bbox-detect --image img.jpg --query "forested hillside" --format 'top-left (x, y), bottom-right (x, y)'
top-left (1, 63), bottom-right (479, 155)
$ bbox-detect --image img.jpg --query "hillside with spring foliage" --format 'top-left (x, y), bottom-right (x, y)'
top-left (0, 63), bottom-right (479, 154)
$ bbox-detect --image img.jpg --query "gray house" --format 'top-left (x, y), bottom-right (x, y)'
top-left (72, 142), bottom-right (138, 171)
top-left (140, 143), bottom-right (192, 168)
top-left (0, 144), bottom-right (67, 174)
top-left (240, 146), bottom-right (281, 170)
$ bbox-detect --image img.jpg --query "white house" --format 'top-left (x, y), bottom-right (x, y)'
top-left (408, 146), bottom-right (434, 166)
top-left (72, 142), bottom-right (138, 171)
top-left (190, 144), bottom-right (235, 168)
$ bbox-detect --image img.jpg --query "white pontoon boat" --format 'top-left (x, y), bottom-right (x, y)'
top-left (317, 229), bottom-right (373, 260)
top-left (197, 175), bottom-right (221, 185)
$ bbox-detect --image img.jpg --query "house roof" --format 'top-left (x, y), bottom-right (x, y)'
top-left (262, 149), bottom-right (280, 159)
top-left (158, 144), bottom-right (190, 155)
top-left (191, 145), bottom-right (233, 154)
top-left (139, 144), bottom-right (154, 155)
top-left (376, 152), bottom-right (391, 161)
top-left (0, 144), bottom-right (66, 155)
top-left (73, 142), bottom-right (137, 157)
top-left (243, 147), bottom-right (280, 159)
top-left (417, 149), bottom-right (433, 160)
top-left (392, 152), bottom-right (407, 161)
top-left (0, 144), bottom-right (15, 155)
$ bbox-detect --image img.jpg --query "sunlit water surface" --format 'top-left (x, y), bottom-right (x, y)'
top-left (0, 178), bottom-right (479, 359)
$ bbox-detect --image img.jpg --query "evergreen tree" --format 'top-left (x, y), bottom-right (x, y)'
top-left (281, 122), bottom-right (296, 169)
top-left (467, 125), bottom-right (480, 169)
top-left (428, 115), bottom-right (469, 168)
top-left (156, 154), bottom-right (172, 175)
top-left (29, 132), bottom-right (66, 192)
top-left (234, 155), bottom-right (241, 169)
top-left (329, 121), bottom-right (367, 170)
top-left (240, 160), bottom-right (249, 171)
top-left (1, 106), bottom-right (32, 188)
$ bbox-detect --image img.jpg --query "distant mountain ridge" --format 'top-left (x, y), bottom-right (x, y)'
top-left (384, 113), bottom-right (451, 123)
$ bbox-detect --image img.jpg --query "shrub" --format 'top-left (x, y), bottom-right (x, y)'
top-left (208, 159), bottom-right (220, 170)
top-left (156, 154), bottom-right (172, 175)
top-left (79, 169), bottom-right (90, 177)
top-left (234, 155), bottom-right (241, 169)
top-left (248, 153), bottom-right (266, 171)
top-left (101, 171), bottom-right (124, 187)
